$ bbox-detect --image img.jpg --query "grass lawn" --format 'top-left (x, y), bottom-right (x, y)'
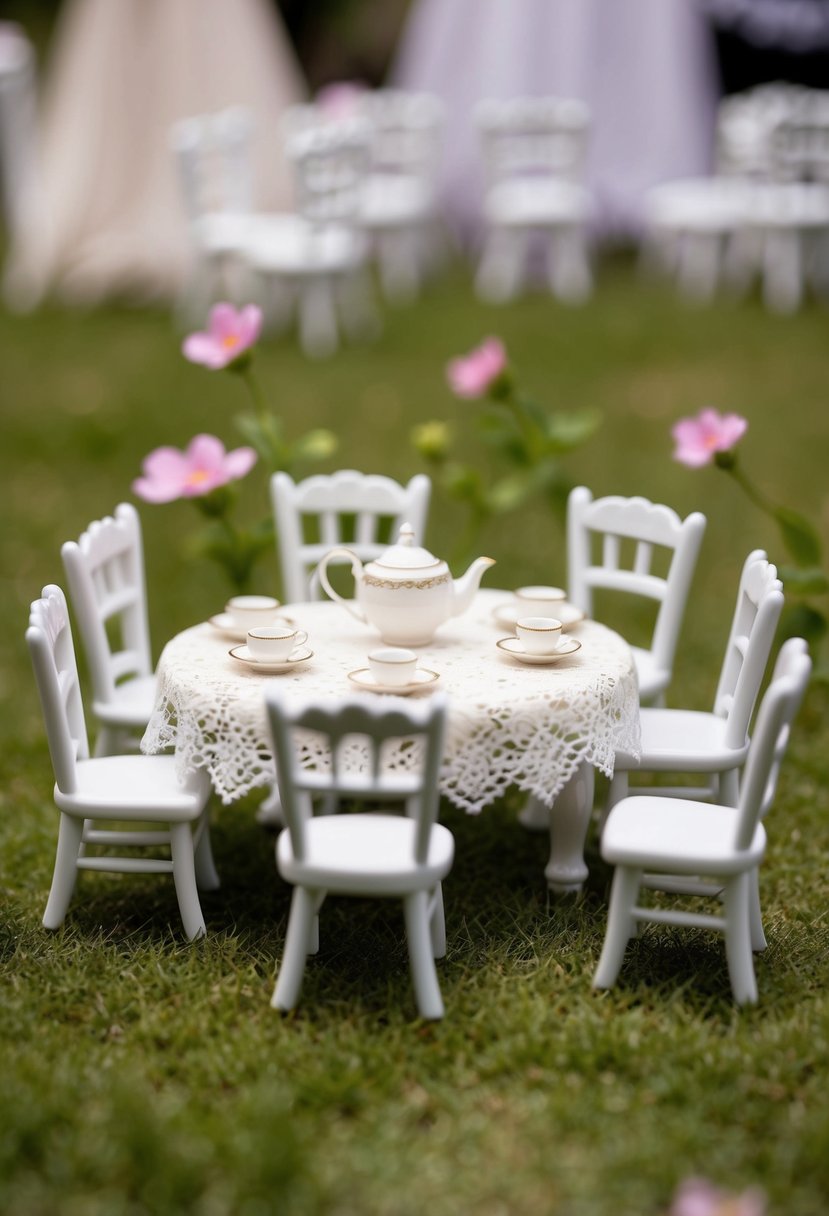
top-left (1, 261), bottom-right (828, 1215)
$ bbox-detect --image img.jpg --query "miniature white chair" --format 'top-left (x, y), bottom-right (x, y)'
top-left (265, 690), bottom-right (453, 1018)
top-left (245, 120), bottom-right (376, 358)
top-left (357, 89), bottom-right (445, 303)
top-left (567, 487), bottom-right (707, 706)
top-left (271, 469), bottom-right (431, 603)
top-left (170, 106), bottom-right (257, 322)
top-left (606, 551), bottom-right (784, 817)
top-left (61, 503), bottom-right (157, 757)
top-left (475, 96), bottom-right (592, 304)
top-left (27, 586), bottom-right (217, 941)
top-left (593, 637), bottom-right (811, 1004)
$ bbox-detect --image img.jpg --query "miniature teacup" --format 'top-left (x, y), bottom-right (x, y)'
top-left (368, 647), bottom-right (418, 687)
top-left (226, 595), bottom-right (282, 630)
top-left (515, 616), bottom-right (563, 655)
top-left (515, 585), bottom-right (567, 617)
top-left (246, 626), bottom-right (308, 662)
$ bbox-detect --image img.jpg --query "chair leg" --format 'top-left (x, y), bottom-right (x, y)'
top-left (747, 866), bottom-right (767, 953)
top-left (377, 228), bottom-right (420, 304)
top-left (723, 872), bottom-right (758, 1005)
top-left (299, 277), bottom-right (338, 358)
top-left (272, 886), bottom-right (318, 1011)
top-left (548, 226), bottom-right (592, 303)
top-left (593, 866), bottom-right (642, 989)
top-left (719, 767), bottom-right (740, 808)
top-left (475, 226), bottom-right (526, 302)
top-left (404, 891), bottom-right (445, 1019)
top-left (42, 813), bottom-right (84, 929)
top-left (169, 822), bottom-right (206, 941)
top-left (429, 883), bottom-right (446, 959)
top-left (93, 726), bottom-right (122, 758)
top-left (598, 769), bottom-right (628, 835)
top-left (194, 814), bottom-right (220, 892)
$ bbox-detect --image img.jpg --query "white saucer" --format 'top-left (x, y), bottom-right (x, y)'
top-left (228, 644), bottom-right (313, 673)
top-left (492, 600), bottom-right (585, 632)
top-left (496, 636), bottom-right (582, 665)
top-left (209, 612), bottom-right (294, 642)
top-left (347, 667), bottom-right (440, 695)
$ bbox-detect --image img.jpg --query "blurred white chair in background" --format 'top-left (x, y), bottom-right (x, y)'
top-left (27, 585), bottom-right (217, 941)
top-left (265, 690), bottom-right (453, 1018)
top-left (594, 636), bottom-right (811, 1005)
top-left (567, 487), bottom-right (707, 706)
top-left (61, 503), bottom-right (157, 757)
top-left (272, 469), bottom-right (431, 603)
top-left (357, 88), bottom-right (445, 303)
top-left (605, 551), bottom-right (784, 819)
top-left (475, 95), bottom-right (592, 304)
top-left (245, 119), bottom-right (376, 357)
top-left (170, 106), bottom-right (257, 322)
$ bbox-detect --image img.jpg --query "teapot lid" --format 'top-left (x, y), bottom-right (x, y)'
top-left (368, 524), bottom-right (448, 575)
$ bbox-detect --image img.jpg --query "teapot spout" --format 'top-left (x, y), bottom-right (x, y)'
top-left (452, 556), bottom-right (496, 618)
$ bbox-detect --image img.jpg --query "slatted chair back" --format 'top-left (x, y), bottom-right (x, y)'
top-left (26, 584), bottom-right (89, 794)
top-left (477, 95), bottom-right (590, 188)
top-left (61, 503), bottom-right (153, 709)
top-left (272, 469), bottom-right (431, 603)
top-left (170, 106), bottom-right (254, 225)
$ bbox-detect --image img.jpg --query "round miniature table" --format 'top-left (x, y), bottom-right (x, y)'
top-left (142, 588), bottom-right (641, 892)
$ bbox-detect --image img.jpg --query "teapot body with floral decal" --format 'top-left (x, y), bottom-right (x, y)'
top-left (317, 525), bottom-right (495, 645)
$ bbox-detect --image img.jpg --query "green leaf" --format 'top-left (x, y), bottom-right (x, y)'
top-left (292, 428), bottom-right (339, 463)
top-left (778, 566), bottom-right (829, 596)
top-left (779, 602), bottom-right (828, 648)
top-left (774, 506), bottom-right (822, 567)
top-left (543, 409), bottom-right (602, 453)
top-left (486, 472), bottom-right (536, 514)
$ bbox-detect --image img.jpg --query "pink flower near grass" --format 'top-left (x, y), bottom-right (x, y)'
top-left (133, 434), bottom-right (257, 503)
top-left (182, 303), bottom-right (263, 370)
top-left (447, 337), bottom-right (507, 399)
top-left (672, 408), bottom-right (748, 467)
top-left (669, 1177), bottom-right (767, 1216)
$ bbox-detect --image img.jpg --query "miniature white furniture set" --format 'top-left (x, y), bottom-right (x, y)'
top-left (566, 487), bottom-right (707, 707)
top-left (61, 503), bottom-right (158, 757)
top-left (605, 551), bottom-right (784, 818)
top-left (142, 588), bottom-right (641, 893)
top-left (475, 95), bottom-right (592, 304)
top-left (271, 469), bottom-right (431, 603)
top-left (594, 637), bottom-right (811, 1004)
top-left (266, 691), bottom-right (453, 1018)
top-left (27, 585), bottom-right (217, 941)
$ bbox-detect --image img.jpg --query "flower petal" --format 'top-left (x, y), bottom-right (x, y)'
top-left (182, 332), bottom-right (225, 368)
top-left (223, 445), bottom-right (258, 480)
top-left (207, 302), bottom-right (241, 341)
top-left (186, 433), bottom-right (227, 472)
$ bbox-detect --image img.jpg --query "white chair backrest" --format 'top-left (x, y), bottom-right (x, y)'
top-left (359, 88), bottom-right (444, 180)
top-left (170, 106), bottom-right (254, 224)
top-left (271, 469), bottom-right (431, 603)
top-left (285, 120), bottom-right (371, 227)
top-left (566, 486), bottom-right (706, 678)
top-left (266, 690), bottom-right (448, 865)
top-left (61, 504), bottom-right (153, 706)
top-left (769, 112), bottom-right (829, 184)
top-left (734, 637), bottom-right (811, 851)
top-left (26, 584), bottom-right (89, 794)
top-left (476, 95), bottom-right (590, 188)
top-left (713, 551), bottom-right (784, 749)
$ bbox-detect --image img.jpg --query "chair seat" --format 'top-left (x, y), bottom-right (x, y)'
top-left (747, 182), bottom-right (829, 230)
top-left (57, 754), bottom-right (209, 820)
top-left (630, 647), bottom-right (669, 702)
top-left (616, 708), bottom-right (748, 773)
top-left (245, 214), bottom-right (367, 275)
top-left (360, 173), bottom-right (434, 227)
top-left (93, 674), bottom-right (158, 728)
top-left (646, 178), bottom-right (754, 233)
top-left (277, 813), bottom-right (454, 895)
top-left (602, 794), bottom-right (766, 875)
top-left (485, 178), bottom-right (589, 227)
top-left (193, 211), bottom-right (256, 254)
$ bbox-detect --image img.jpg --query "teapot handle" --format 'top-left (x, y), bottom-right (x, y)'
top-left (317, 547), bottom-right (367, 624)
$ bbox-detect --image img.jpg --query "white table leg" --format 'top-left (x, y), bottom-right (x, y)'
top-left (526, 763), bottom-right (595, 893)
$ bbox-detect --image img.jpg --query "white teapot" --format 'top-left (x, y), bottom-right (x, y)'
top-left (317, 524), bottom-right (495, 646)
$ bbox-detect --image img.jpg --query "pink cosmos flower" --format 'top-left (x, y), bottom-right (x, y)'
top-left (132, 434), bottom-right (257, 503)
top-left (316, 80), bottom-right (368, 121)
top-left (672, 408), bottom-right (748, 467)
top-left (446, 337), bottom-right (508, 399)
top-left (182, 303), bottom-right (263, 370)
top-left (669, 1177), bottom-right (766, 1216)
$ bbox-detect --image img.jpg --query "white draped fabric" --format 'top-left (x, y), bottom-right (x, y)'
top-left (5, 0), bottom-right (306, 308)
top-left (392, 0), bottom-right (720, 240)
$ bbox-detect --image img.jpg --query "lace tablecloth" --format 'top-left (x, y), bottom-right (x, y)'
top-left (143, 589), bottom-right (641, 812)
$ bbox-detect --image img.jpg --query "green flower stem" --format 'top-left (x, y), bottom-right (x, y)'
top-left (500, 388), bottom-right (543, 462)
top-left (724, 463), bottom-right (779, 518)
top-left (238, 365), bottom-right (270, 424)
